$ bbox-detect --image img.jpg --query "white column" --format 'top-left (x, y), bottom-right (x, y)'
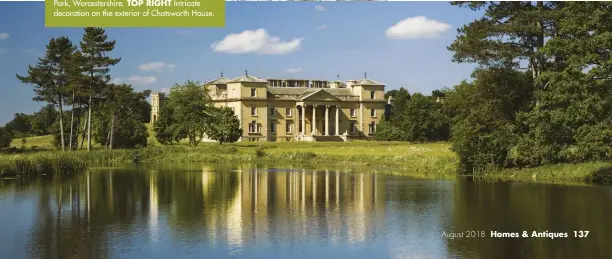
top-left (312, 105), bottom-right (317, 136)
top-left (301, 105), bottom-right (306, 136)
top-left (325, 105), bottom-right (330, 136)
top-left (335, 105), bottom-right (340, 136)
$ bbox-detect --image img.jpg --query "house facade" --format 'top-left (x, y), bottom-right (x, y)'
top-left (150, 71), bottom-right (387, 142)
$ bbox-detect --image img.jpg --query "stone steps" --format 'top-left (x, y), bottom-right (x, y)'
top-left (313, 135), bottom-right (345, 142)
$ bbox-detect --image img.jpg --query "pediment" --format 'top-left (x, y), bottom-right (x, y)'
top-left (300, 89), bottom-right (340, 101)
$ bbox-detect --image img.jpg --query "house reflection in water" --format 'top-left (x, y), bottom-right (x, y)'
top-left (171, 165), bottom-right (389, 248)
top-left (25, 165), bottom-right (386, 258)
top-left (139, 165), bottom-right (388, 249)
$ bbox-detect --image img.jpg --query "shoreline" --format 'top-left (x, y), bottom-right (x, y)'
top-left (1, 142), bottom-right (611, 185)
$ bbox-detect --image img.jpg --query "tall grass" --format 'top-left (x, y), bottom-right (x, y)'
top-left (0, 153), bottom-right (88, 179)
top-left (0, 142), bottom-right (458, 178)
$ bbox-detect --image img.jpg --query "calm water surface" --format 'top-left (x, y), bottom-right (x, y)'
top-left (1, 164), bottom-right (611, 259)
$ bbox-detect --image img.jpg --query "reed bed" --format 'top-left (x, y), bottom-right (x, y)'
top-left (0, 153), bottom-right (88, 179)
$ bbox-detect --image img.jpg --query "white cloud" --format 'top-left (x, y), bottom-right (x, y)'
top-left (0, 32), bottom-right (9, 40)
top-left (314, 5), bottom-right (326, 12)
top-left (0, 48), bottom-right (6, 55)
top-left (211, 29), bottom-right (303, 55)
top-left (285, 68), bottom-right (302, 73)
top-left (385, 16), bottom-right (452, 39)
top-left (128, 76), bottom-right (158, 85)
top-left (316, 24), bottom-right (327, 30)
top-left (138, 62), bottom-right (176, 72)
top-left (160, 88), bottom-right (170, 94)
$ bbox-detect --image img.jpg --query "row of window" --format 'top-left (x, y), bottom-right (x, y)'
top-left (248, 121), bottom-right (376, 134)
top-left (251, 88), bottom-right (379, 99)
top-left (251, 107), bottom-right (377, 117)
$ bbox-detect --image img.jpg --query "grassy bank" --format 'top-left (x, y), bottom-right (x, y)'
top-left (2, 141), bottom-right (457, 176)
top-left (4, 134), bottom-right (612, 185)
top-left (0, 153), bottom-right (88, 179)
top-left (479, 162), bottom-right (612, 185)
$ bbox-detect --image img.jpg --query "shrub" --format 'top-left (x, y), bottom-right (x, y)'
top-left (0, 127), bottom-right (12, 149)
top-left (585, 167), bottom-right (612, 185)
top-left (255, 146), bottom-right (266, 157)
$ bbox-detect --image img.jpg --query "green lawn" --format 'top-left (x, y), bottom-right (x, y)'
top-left (246, 141), bottom-right (454, 158)
top-left (10, 135), bottom-right (55, 149)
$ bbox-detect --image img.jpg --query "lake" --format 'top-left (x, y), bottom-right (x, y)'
top-left (1, 164), bottom-right (611, 259)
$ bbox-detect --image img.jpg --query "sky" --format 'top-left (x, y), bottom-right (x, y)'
top-left (0, 1), bottom-right (482, 125)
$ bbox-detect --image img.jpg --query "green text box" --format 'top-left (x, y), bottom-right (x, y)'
top-left (45, 0), bottom-right (225, 27)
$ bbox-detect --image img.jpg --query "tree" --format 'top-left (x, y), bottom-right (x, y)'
top-left (444, 68), bottom-right (532, 173)
top-left (373, 116), bottom-right (405, 141)
top-left (66, 50), bottom-right (86, 151)
top-left (165, 81), bottom-right (214, 146)
top-left (206, 107), bottom-right (242, 144)
top-left (384, 89), bottom-right (398, 99)
top-left (94, 84), bottom-right (150, 149)
top-left (375, 89), bottom-right (448, 142)
top-left (431, 90), bottom-right (446, 98)
top-left (401, 93), bottom-right (449, 142)
top-left (17, 36), bottom-right (78, 151)
top-left (512, 2), bottom-right (612, 166)
top-left (389, 87), bottom-right (411, 122)
top-left (5, 113), bottom-right (33, 137)
top-left (30, 105), bottom-right (57, 136)
top-left (80, 27), bottom-right (121, 151)
top-left (449, 1), bottom-right (562, 88)
top-left (0, 127), bottom-right (11, 149)
top-left (154, 101), bottom-right (186, 145)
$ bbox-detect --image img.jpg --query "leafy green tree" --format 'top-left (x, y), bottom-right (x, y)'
top-left (166, 81), bottom-right (214, 146)
top-left (0, 127), bottom-right (11, 149)
top-left (389, 87), bottom-right (411, 123)
top-left (30, 105), bottom-right (57, 136)
top-left (139, 90), bottom-right (152, 123)
top-left (401, 93), bottom-right (448, 142)
top-left (431, 90), bottom-right (446, 98)
top-left (206, 107), bottom-right (242, 144)
top-left (17, 36), bottom-right (78, 151)
top-left (384, 89), bottom-right (398, 99)
top-left (512, 2), bottom-right (612, 166)
top-left (373, 116), bottom-right (405, 141)
top-left (80, 27), bottom-right (121, 151)
top-left (94, 84), bottom-right (150, 149)
top-left (445, 68), bottom-right (532, 173)
top-left (154, 102), bottom-right (186, 145)
top-left (5, 113), bottom-right (33, 137)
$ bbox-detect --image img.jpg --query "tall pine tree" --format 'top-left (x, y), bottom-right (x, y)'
top-left (17, 37), bottom-right (78, 151)
top-left (80, 27), bottom-right (121, 151)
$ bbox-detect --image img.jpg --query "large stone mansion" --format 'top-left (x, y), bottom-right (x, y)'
top-left (150, 71), bottom-right (387, 142)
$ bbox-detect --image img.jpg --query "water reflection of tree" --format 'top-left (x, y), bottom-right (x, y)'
top-left (28, 176), bottom-right (112, 259)
top-left (158, 165), bottom-right (239, 239)
top-left (447, 180), bottom-right (612, 258)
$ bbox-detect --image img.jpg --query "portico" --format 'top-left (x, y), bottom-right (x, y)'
top-left (297, 103), bottom-right (342, 138)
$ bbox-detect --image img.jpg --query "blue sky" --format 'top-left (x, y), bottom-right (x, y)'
top-left (0, 2), bottom-right (482, 125)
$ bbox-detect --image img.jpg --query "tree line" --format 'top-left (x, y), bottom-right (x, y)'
top-left (378, 2), bottom-right (612, 174)
top-left (375, 88), bottom-right (449, 142)
top-left (153, 81), bottom-right (242, 146)
top-left (0, 26), bottom-right (243, 151)
top-left (0, 27), bottom-right (151, 151)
